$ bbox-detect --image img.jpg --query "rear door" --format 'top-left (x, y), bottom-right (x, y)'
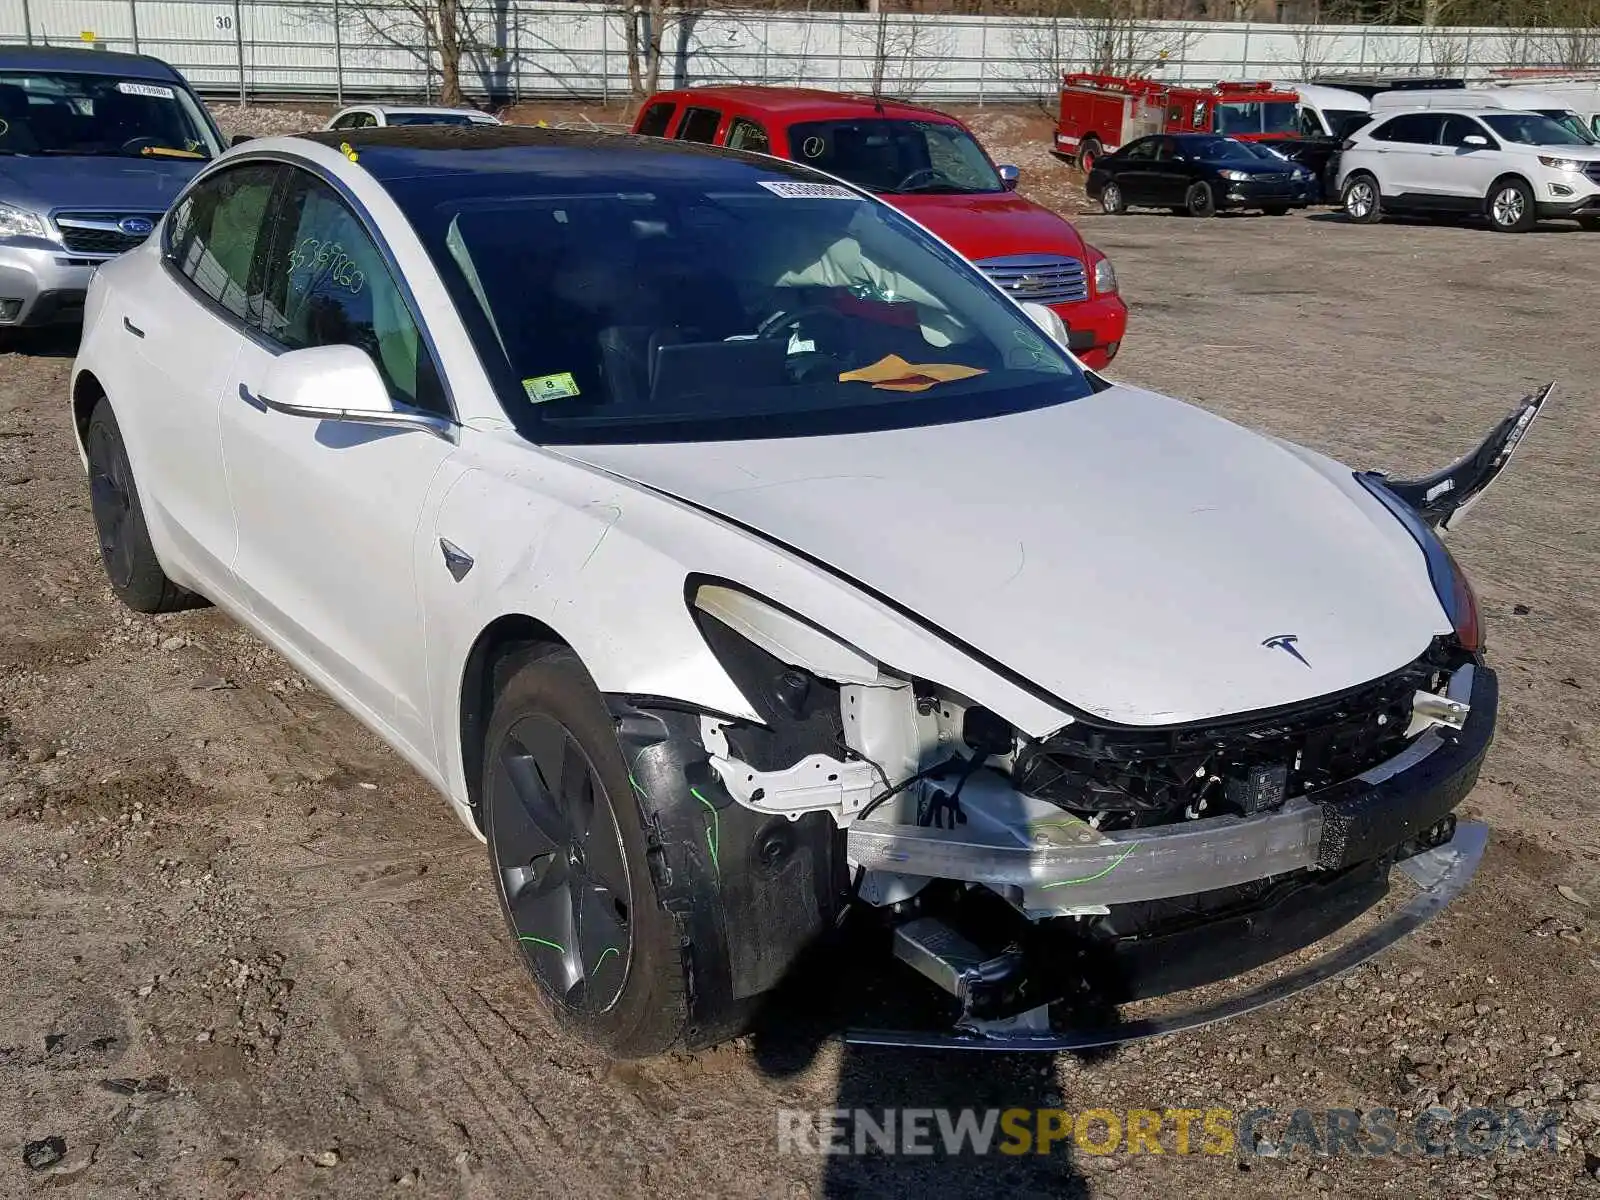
top-left (114, 161), bottom-right (282, 592)
top-left (1368, 113), bottom-right (1447, 199)
top-left (1149, 136), bottom-right (1190, 205)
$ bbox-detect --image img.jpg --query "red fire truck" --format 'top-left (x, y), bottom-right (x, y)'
top-left (1055, 75), bottom-right (1302, 171)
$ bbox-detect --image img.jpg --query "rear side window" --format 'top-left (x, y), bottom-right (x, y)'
top-left (258, 169), bottom-right (447, 415)
top-left (726, 117), bottom-right (770, 154)
top-left (1370, 114), bottom-right (1444, 144)
top-left (165, 162), bottom-right (281, 322)
top-left (636, 101), bottom-right (675, 138)
top-left (675, 106), bottom-right (721, 144)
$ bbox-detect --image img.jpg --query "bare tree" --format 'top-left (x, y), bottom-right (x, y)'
top-left (1012, 0), bottom-right (1195, 113)
top-left (1282, 22), bottom-right (1343, 77)
top-left (848, 7), bottom-right (953, 101)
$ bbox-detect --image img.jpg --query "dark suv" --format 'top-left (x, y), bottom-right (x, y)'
top-left (0, 46), bottom-right (223, 328)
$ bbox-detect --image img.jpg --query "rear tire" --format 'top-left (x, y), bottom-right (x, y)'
top-left (1099, 180), bottom-right (1126, 215)
top-left (1342, 173), bottom-right (1382, 223)
top-left (1077, 138), bottom-right (1102, 174)
top-left (483, 645), bottom-right (689, 1059)
top-left (84, 399), bottom-right (205, 614)
top-left (1487, 178), bottom-right (1535, 232)
top-left (1184, 182), bottom-right (1216, 218)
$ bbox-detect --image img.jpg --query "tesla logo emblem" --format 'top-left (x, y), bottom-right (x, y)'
top-left (1262, 634), bottom-right (1310, 667)
top-left (119, 216), bottom-right (154, 236)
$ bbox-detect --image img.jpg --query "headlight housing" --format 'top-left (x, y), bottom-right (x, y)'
top-left (1537, 155), bottom-right (1581, 172)
top-left (0, 202), bottom-right (48, 239)
top-left (1091, 252), bottom-right (1117, 296)
top-left (1356, 474), bottom-right (1483, 652)
top-left (1219, 169), bottom-right (1252, 182)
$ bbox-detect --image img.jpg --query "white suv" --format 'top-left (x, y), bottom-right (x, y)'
top-left (1336, 108), bottom-right (1600, 232)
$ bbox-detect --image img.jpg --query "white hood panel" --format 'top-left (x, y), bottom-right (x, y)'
top-left (560, 386), bottom-right (1452, 725)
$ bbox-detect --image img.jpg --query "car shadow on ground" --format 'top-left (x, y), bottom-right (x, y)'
top-left (745, 922), bottom-right (1108, 1197)
top-left (1304, 211), bottom-right (1585, 233)
top-left (2, 328), bottom-right (81, 359)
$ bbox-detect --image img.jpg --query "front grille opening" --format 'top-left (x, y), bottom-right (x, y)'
top-left (1013, 643), bottom-right (1463, 829)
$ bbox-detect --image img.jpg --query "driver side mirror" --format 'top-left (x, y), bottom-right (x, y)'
top-left (997, 164), bottom-right (1020, 190)
top-left (1462, 134), bottom-right (1489, 147)
top-left (253, 344), bottom-right (453, 440)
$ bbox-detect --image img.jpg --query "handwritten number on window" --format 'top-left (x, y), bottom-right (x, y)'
top-left (286, 235), bottom-right (366, 297)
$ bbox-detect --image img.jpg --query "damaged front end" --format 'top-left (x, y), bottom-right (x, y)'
top-left (646, 390), bottom-right (1543, 1048)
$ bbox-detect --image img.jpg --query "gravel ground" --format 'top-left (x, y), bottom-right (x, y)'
top-left (1, 115), bottom-right (1598, 1199)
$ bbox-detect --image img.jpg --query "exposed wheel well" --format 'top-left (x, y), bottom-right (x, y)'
top-left (71, 370), bottom-right (106, 449)
top-left (458, 614), bottom-right (568, 829)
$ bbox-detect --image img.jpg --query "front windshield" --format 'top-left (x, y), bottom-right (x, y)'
top-left (0, 70), bottom-right (220, 159)
top-left (388, 112), bottom-right (483, 127)
top-left (1533, 109), bottom-right (1600, 144)
top-left (1325, 109), bottom-right (1372, 138)
top-left (1215, 101), bottom-right (1299, 136)
top-left (785, 119), bottom-right (1002, 195)
top-left (1481, 111), bottom-right (1589, 146)
top-left (397, 172), bottom-right (1088, 443)
top-left (1189, 137), bottom-right (1265, 162)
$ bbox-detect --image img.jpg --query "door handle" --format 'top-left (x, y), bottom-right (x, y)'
top-left (237, 382), bottom-right (269, 413)
top-left (122, 316), bottom-right (144, 338)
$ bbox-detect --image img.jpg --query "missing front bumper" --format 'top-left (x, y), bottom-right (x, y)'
top-left (846, 663), bottom-right (1493, 909)
top-left (846, 818), bottom-right (1488, 1051)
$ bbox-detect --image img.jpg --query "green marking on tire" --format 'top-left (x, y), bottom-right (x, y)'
top-left (628, 771), bottom-right (650, 800)
top-left (689, 785), bottom-right (721, 878)
top-left (589, 946), bottom-right (619, 977)
top-left (1039, 841), bottom-right (1142, 889)
top-left (517, 934), bottom-right (566, 953)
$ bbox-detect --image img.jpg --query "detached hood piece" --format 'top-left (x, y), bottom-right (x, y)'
top-left (563, 386), bottom-right (1452, 726)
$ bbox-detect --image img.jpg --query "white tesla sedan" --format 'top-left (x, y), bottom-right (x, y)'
top-left (70, 127), bottom-right (1544, 1057)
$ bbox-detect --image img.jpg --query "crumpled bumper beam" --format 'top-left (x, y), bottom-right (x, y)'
top-left (844, 819), bottom-right (1488, 1051)
top-left (844, 664), bottom-right (1490, 907)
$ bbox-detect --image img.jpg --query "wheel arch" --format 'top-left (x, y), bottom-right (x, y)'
top-left (1485, 172), bottom-right (1533, 209)
top-left (70, 368), bottom-right (107, 461)
top-left (458, 612), bottom-right (571, 828)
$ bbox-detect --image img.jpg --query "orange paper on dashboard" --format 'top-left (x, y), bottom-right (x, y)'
top-left (838, 354), bottom-right (987, 393)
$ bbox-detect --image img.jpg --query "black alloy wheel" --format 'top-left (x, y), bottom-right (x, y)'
top-left (488, 712), bottom-right (633, 1015)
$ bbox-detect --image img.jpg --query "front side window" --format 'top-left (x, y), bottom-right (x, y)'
top-left (1298, 108), bottom-right (1325, 136)
top-left (726, 118), bottom-right (770, 154)
top-left (1441, 115), bottom-right (1492, 147)
top-left (1325, 109), bottom-right (1371, 138)
top-left (785, 119), bottom-right (1002, 194)
top-left (1120, 137), bottom-right (1158, 162)
top-left (259, 170), bottom-right (446, 415)
top-left (392, 167), bottom-right (1089, 445)
top-left (165, 163), bottom-right (281, 321)
top-left (0, 70), bottom-right (221, 159)
top-left (675, 107), bottom-right (722, 144)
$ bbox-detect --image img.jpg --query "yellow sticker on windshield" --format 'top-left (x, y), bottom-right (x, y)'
top-left (523, 372), bottom-right (581, 403)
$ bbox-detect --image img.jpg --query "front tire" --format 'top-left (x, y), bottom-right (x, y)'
top-left (483, 645), bottom-right (689, 1058)
top-left (1184, 182), bottom-right (1216, 218)
top-left (84, 399), bottom-right (204, 613)
top-left (1342, 173), bottom-right (1382, 223)
top-left (1099, 180), bottom-right (1126, 215)
top-left (1487, 178), bottom-right (1535, 232)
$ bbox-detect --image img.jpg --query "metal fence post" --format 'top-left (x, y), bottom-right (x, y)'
top-left (334, 0), bottom-right (344, 105)
top-left (423, 20), bottom-right (432, 102)
top-left (977, 18), bottom-right (986, 106)
top-left (600, 7), bottom-right (608, 103)
top-left (21, 0), bottom-right (31, 45)
top-left (1241, 24), bottom-right (1251, 75)
top-left (234, 0), bottom-right (246, 104)
top-left (129, 0), bottom-right (140, 54)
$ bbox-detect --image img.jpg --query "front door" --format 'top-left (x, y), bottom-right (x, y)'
top-left (1433, 114), bottom-right (1503, 206)
top-left (219, 165), bottom-right (457, 759)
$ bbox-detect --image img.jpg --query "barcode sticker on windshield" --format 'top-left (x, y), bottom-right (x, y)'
top-left (118, 82), bottom-right (175, 99)
top-left (757, 180), bottom-right (860, 201)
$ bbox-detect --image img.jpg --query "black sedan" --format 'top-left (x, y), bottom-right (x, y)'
top-left (1085, 134), bottom-right (1315, 217)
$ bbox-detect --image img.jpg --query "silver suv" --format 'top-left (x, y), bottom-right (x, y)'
top-left (0, 46), bottom-right (223, 328)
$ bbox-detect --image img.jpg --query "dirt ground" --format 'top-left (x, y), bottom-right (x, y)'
top-left (2, 108), bottom-right (1599, 1199)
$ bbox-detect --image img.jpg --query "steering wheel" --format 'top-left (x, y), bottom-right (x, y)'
top-left (756, 303), bottom-right (847, 342)
top-left (893, 167), bottom-right (943, 192)
top-left (119, 135), bottom-right (164, 155)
